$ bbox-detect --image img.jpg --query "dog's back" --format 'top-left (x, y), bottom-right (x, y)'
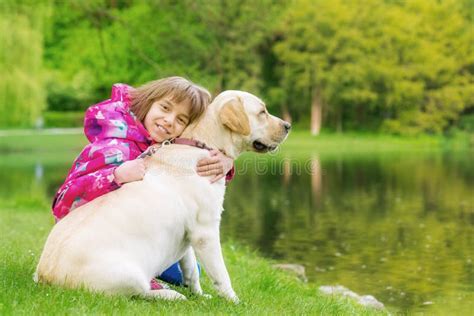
top-left (35, 145), bottom-right (224, 292)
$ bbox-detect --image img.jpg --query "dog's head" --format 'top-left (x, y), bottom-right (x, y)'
top-left (213, 91), bottom-right (291, 155)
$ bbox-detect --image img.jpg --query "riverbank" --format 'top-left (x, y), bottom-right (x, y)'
top-left (0, 128), bottom-right (472, 154)
top-left (0, 202), bottom-right (383, 315)
top-left (280, 130), bottom-right (473, 155)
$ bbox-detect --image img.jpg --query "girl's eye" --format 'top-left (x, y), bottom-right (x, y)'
top-left (259, 110), bottom-right (266, 116)
top-left (161, 104), bottom-right (170, 111)
top-left (178, 118), bottom-right (187, 125)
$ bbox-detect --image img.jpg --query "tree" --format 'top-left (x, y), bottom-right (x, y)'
top-left (274, 0), bottom-right (474, 134)
top-left (196, 0), bottom-right (283, 96)
top-left (380, 0), bottom-right (474, 134)
top-left (43, 0), bottom-right (216, 111)
top-left (0, 0), bottom-right (49, 127)
top-left (274, 0), bottom-right (377, 134)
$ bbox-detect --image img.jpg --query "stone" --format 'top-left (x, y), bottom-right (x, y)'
top-left (359, 295), bottom-right (385, 309)
top-left (319, 285), bottom-right (385, 310)
top-left (272, 263), bottom-right (308, 282)
top-left (319, 285), bottom-right (359, 299)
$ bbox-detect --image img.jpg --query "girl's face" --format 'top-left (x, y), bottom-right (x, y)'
top-left (143, 98), bottom-right (191, 143)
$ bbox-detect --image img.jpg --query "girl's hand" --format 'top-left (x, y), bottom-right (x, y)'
top-left (113, 159), bottom-right (146, 184)
top-left (196, 150), bottom-right (234, 183)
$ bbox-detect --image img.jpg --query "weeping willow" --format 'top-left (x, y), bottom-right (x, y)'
top-left (0, 2), bottom-right (47, 128)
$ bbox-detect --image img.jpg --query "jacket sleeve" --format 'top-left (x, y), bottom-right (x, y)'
top-left (83, 99), bottom-right (129, 144)
top-left (225, 165), bottom-right (235, 183)
top-left (52, 140), bottom-right (130, 220)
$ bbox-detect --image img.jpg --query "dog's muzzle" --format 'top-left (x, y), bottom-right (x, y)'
top-left (252, 121), bottom-right (291, 153)
top-left (252, 140), bottom-right (278, 153)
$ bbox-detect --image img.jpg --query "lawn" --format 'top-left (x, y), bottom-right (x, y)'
top-left (0, 129), bottom-right (470, 155)
top-left (0, 203), bottom-right (383, 315)
top-left (279, 130), bottom-right (472, 156)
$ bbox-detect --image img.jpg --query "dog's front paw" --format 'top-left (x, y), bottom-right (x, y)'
top-left (228, 294), bottom-right (240, 304)
top-left (201, 293), bottom-right (213, 299)
top-left (219, 288), bottom-right (239, 304)
top-left (223, 290), bottom-right (240, 304)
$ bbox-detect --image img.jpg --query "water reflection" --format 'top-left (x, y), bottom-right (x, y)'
top-left (0, 150), bottom-right (473, 313)
top-left (35, 163), bottom-right (44, 181)
top-left (310, 155), bottom-right (322, 203)
top-left (223, 151), bottom-right (474, 314)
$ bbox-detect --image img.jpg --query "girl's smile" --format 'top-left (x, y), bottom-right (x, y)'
top-left (156, 124), bottom-right (169, 134)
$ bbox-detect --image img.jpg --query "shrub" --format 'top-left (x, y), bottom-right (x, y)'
top-left (43, 111), bottom-right (84, 128)
top-left (457, 113), bottom-right (474, 132)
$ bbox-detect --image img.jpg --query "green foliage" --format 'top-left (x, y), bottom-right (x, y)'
top-left (457, 113), bottom-right (474, 132)
top-left (1, 0), bottom-right (473, 135)
top-left (42, 0), bottom-right (280, 103)
top-left (274, 0), bottom-right (474, 134)
top-left (43, 111), bottom-right (84, 128)
top-left (192, 0), bottom-right (283, 95)
top-left (0, 1), bottom-right (49, 127)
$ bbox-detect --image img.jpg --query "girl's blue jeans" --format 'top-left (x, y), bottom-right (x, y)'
top-left (158, 262), bottom-right (200, 285)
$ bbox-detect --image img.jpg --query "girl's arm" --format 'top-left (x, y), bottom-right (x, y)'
top-left (53, 140), bottom-right (132, 220)
top-left (52, 165), bottom-right (121, 220)
top-left (196, 150), bottom-right (235, 183)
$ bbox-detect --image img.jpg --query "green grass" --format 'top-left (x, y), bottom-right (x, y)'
top-left (0, 132), bottom-right (87, 154)
top-left (0, 129), bottom-right (471, 155)
top-left (280, 130), bottom-right (472, 155)
top-left (0, 204), bottom-right (384, 315)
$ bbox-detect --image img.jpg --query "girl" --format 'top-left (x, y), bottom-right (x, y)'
top-left (52, 76), bottom-right (234, 290)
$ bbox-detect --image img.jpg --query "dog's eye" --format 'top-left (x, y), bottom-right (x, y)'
top-left (259, 110), bottom-right (266, 116)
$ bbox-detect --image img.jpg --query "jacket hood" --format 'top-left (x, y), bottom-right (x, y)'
top-left (84, 84), bottom-right (153, 147)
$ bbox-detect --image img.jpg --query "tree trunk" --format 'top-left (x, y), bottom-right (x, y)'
top-left (337, 107), bottom-right (343, 133)
top-left (356, 103), bottom-right (365, 127)
top-left (281, 104), bottom-right (292, 124)
top-left (311, 87), bottom-right (322, 135)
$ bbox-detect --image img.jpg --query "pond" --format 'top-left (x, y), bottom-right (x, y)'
top-left (0, 147), bottom-right (472, 314)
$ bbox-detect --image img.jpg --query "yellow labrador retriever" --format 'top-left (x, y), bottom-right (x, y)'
top-left (35, 91), bottom-right (290, 302)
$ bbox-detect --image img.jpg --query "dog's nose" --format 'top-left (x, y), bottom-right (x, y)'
top-left (283, 122), bottom-right (292, 132)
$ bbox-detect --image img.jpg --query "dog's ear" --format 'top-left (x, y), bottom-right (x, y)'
top-left (219, 97), bottom-right (251, 136)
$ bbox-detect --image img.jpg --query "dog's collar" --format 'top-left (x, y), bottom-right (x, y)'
top-left (138, 138), bottom-right (214, 159)
top-left (170, 137), bottom-right (213, 151)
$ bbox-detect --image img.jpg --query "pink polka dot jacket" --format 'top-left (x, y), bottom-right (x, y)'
top-left (52, 84), bottom-right (154, 220)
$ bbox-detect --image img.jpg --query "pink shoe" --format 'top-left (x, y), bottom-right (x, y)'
top-left (150, 278), bottom-right (170, 290)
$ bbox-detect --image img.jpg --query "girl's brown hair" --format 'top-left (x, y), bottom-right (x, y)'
top-left (130, 76), bottom-right (211, 123)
